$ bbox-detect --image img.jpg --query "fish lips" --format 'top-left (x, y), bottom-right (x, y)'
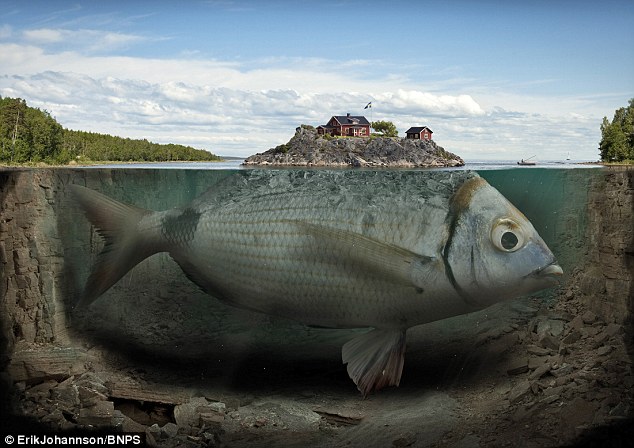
top-left (526, 260), bottom-right (564, 286)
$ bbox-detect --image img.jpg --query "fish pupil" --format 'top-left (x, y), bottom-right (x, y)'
top-left (501, 231), bottom-right (519, 250)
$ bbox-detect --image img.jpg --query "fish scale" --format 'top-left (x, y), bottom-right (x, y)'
top-left (72, 169), bottom-right (562, 396)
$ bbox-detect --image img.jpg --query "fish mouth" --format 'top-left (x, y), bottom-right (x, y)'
top-left (528, 260), bottom-right (564, 283)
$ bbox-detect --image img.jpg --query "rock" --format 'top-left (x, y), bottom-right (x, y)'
top-left (76, 372), bottom-right (109, 395)
top-left (604, 323), bottom-right (622, 337)
top-left (78, 400), bottom-right (115, 426)
top-left (51, 381), bottom-right (80, 412)
top-left (609, 401), bottom-right (628, 417)
top-left (174, 396), bottom-right (211, 428)
top-left (112, 410), bottom-right (147, 433)
top-left (200, 412), bottom-right (224, 425)
top-left (597, 345), bottom-right (613, 356)
top-left (536, 319), bottom-right (565, 337)
top-left (581, 311), bottom-right (597, 324)
top-left (313, 406), bottom-right (365, 426)
top-left (41, 409), bottom-right (73, 429)
top-left (161, 422), bottom-right (180, 439)
top-left (527, 345), bottom-right (551, 356)
top-left (528, 356), bottom-right (549, 370)
top-left (506, 357), bottom-right (529, 376)
top-left (508, 380), bottom-right (532, 404)
top-left (25, 379), bottom-right (58, 401)
top-left (549, 311), bottom-right (573, 322)
top-left (243, 127), bottom-right (464, 168)
top-left (8, 342), bottom-right (91, 383)
top-left (173, 397), bottom-right (227, 431)
top-left (538, 333), bottom-right (560, 351)
top-left (551, 364), bottom-right (574, 378)
top-left (78, 385), bottom-right (108, 407)
top-left (562, 330), bottom-right (582, 345)
top-left (569, 315), bottom-right (585, 331)
top-left (593, 330), bottom-right (612, 346)
top-left (147, 423), bottom-right (161, 441)
top-left (540, 394), bottom-right (560, 405)
top-left (529, 364), bottom-right (551, 380)
top-left (208, 401), bottom-right (226, 413)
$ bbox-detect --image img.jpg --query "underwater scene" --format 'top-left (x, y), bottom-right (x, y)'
top-left (1, 166), bottom-right (632, 447)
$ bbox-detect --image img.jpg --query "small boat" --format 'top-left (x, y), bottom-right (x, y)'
top-left (517, 155), bottom-right (537, 166)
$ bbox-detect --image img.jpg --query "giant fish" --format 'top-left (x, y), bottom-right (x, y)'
top-left (72, 170), bottom-right (563, 396)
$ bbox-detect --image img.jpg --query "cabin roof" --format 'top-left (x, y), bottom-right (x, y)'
top-left (405, 126), bottom-right (433, 134)
top-left (332, 115), bottom-right (371, 126)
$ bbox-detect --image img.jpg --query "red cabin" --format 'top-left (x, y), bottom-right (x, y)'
top-left (405, 126), bottom-right (433, 140)
top-left (317, 113), bottom-right (371, 137)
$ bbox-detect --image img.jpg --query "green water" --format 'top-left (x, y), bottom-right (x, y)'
top-left (480, 168), bottom-right (599, 277)
top-left (47, 168), bottom-right (602, 358)
top-left (77, 167), bottom-right (597, 271)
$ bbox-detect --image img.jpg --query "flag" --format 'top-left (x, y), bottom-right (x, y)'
top-left (364, 102), bottom-right (372, 109)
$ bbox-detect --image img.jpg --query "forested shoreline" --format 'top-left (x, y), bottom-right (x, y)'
top-left (599, 98), bottom-right (633, 163)
top-left (0, 96), bottom-right (222, 164)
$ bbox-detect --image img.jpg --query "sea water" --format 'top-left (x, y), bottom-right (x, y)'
top-left (1, 164), bottom-right (630, 447)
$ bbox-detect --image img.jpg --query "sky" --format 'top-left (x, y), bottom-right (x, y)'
top-left (1, 0), bottom-right (632, 160)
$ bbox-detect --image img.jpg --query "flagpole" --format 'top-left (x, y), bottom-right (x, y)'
top-left (364, 101), bottom-right (373, 131)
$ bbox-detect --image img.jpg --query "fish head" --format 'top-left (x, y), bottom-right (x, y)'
top-left (446, 176), bottom-right (563, 307)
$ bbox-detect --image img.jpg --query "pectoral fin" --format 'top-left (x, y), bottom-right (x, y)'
top-left (292, 221), bottom-right (434, 288)
top-left (342, 329), bottom-right (407, 396)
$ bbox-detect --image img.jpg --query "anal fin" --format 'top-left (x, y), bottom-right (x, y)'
top-left (342, 329), bottom-right (406, 397)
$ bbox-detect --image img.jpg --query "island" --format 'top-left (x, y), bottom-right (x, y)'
top-left (243, 124), bottom-right (464, 168)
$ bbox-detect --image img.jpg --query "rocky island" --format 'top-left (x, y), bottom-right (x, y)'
top-left (243, 125), bottom-right (464, 168)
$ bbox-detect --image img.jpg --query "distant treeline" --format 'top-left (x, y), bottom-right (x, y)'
top-left (0, 96), bottom-right (221, 164)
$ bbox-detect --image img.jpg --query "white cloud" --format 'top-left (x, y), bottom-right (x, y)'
top-left (21, 28), bottom-right (148, 52)
top-left (374, 90), bottom-right (485, 117)
top-left (23, 28), bottom-right (66, 43)
top-left (0, 41), bottom-right (605, 160)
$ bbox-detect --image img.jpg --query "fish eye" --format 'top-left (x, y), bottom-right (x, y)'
top-left (501, 231), bottom-right (519, 250)
top-left (491, 219), bottom-right (525, 252)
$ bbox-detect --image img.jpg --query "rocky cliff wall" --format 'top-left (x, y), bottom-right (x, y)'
top-left (567, 167), bottom-right (633, 324)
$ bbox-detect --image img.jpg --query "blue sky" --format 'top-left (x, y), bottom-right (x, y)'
top-left (1, 0), bottom-right (632, 159)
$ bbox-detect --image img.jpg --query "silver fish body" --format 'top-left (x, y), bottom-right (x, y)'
top-left (72, 170), bottom-right (562, 395)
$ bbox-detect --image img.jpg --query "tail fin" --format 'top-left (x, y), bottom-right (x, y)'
top-left (71, 185), bottom-right (157, 308)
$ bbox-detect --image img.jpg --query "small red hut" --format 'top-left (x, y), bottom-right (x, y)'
top-left (405, 126), bottom-right (433, 140)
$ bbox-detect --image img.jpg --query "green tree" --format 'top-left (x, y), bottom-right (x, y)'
top-left (1, 95), bottom-right (222, 164)
top-left (24, 107), bottom-right (63, 161)
top-left (599, 98), bottom-right (634, 162)
top-left (371, 120), bottom-right (398, 137)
